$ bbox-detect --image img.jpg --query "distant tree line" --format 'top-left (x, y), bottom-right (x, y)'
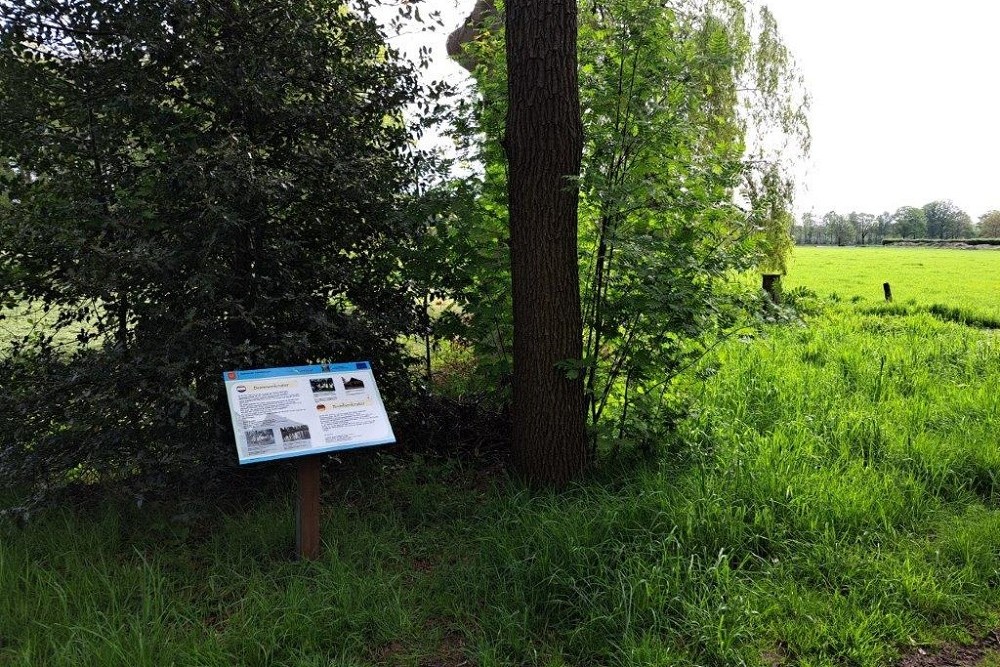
top-left (794, 201), bottom-right (1000, 246)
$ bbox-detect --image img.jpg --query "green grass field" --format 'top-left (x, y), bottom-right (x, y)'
top-left (0, 302), bottom-right (88, 354)
top-left (787, 246), bottom-right (1000, 325)
top-left (2, 247), bottom-right (999, 666)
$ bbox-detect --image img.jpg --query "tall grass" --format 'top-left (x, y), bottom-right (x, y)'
top-left (2, 310), bottom-right (999, 666)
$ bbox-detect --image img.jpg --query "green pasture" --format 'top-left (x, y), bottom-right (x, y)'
top-left (0, 303), bottom-right (54, 347)
top-left (0, 302), bottom-right (85, 354)
top-left (3, 309), bottom-right (1000, 666)
top-left (786, 246), bottom-right (1000, 324)
top-left (3, 246), bottom-right (1000, 666)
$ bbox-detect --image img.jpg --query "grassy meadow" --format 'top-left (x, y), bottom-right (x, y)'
top-left (2, 247), bottom-right (999, 666)
top-left (787, 246), bottom-right (1000, 326)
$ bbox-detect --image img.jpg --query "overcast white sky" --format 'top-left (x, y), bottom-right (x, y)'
top-left (763, 0), bottom-right (1000, 220)
top-left (391, 0), bottom-right (1000, 221)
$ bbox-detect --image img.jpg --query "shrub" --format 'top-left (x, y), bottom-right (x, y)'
top-left (0, 0), bottom-right (427, 502)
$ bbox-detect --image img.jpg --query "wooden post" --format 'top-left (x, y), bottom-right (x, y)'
top-left (883, 282), bottom-right (892, 302)
top-left (762, 273), bottom-right (782, 305)
top-left (296, 455), bottom-right (322, 560)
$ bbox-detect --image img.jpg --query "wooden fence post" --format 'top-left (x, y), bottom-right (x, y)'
top-left (883, 282), bottom-right (893, 303)
top-left (762, 273), bottom-right (782, 305)
top-left (296, 456), bottom-right (322, 560)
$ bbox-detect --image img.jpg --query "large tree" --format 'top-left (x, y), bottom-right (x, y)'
top-left (978, 210), bottom-right (1000, 237)
top-left (923, 200), bottom-right (974, 239)
top-left (798, 212), bottom-right (816, 244)
top-left (874, 211), bottom-right (893, 243)
top-left (822, 211), bottom-right (851, 246)
top-left (848, 212), bottom-right (876, 245)
top-left (443, 0), bottom-right (807, 464)
top-left (892, 206), bottom-right (927, 239)
top-left (504, 0), bottom-right (588, 485)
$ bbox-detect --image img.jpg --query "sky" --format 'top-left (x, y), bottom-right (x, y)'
top-left (761, 0), bottom-right (1000, 220)
top-left (389, 0), bottom-right (1000, 221)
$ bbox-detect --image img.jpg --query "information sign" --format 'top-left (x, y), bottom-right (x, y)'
top-left (223, 362), bottom-right (395, 464)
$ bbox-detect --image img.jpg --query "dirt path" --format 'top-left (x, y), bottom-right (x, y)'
top-left (899, 631), bottom-right (1000, 667)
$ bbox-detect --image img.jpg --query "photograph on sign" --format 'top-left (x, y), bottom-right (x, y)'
top-left (222, 362), bottom-right (395, 464)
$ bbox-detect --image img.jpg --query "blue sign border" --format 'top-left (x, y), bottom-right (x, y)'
top-left (222, 361), bottom-right (371, 382)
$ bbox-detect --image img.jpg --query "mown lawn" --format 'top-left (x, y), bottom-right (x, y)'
top-left (2, 306), bottom-right (998, 667)
top-left (0, 301), bottom-right (86, 353)
top-left (786, 246), bottom-right (1000, 326)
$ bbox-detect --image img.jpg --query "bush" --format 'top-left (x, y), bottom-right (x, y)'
top-left (882, 238), bottom-right (1000, 247)
top-left (0, 0), bottom-right (428, 503)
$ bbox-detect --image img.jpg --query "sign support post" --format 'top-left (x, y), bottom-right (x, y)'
top-left (296, 455), bottom-right (322, 560)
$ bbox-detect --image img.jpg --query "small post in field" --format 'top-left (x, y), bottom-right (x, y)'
top-left (296, 455), bottom-right (322, 561)
top-left (883, 282), bottom-right (893, 303)
top-left (762, 273), bottom-right (782, 305)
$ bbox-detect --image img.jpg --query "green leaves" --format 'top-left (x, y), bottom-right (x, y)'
top-left (429, 0), bottom-right (801, 454)
top-left (574, 0), bottom-right (764, 444)
top-left (0, 0), bottom-right (431, 500)
top-left (556, 357), bottom-right (594, 381)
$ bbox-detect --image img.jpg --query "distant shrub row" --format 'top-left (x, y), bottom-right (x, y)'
top-left (882, 238), bottom-right (1000, 247)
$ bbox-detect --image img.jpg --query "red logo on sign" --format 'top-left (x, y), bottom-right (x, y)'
top-left (227, 372), bottom-right (237, 380)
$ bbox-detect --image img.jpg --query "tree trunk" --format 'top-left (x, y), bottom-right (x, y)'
top-left (504, 0), bottom-right (588, 486)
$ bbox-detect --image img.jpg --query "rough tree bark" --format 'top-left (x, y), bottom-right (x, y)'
top-left (503, 0), bottom-right (588, 486)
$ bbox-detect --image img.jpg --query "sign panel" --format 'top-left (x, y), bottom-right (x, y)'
top-left (223, 362), bottom-right (395, 464)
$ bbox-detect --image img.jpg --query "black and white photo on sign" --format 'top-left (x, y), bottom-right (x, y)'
top-left (246, 428), bottom-right (276, 447)
top-left (310, 377), bottom-right (336, 393)
top-left (341, 376), bottom-right (365, 392)
top-left (280, 424), bottom-right (311, 443)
